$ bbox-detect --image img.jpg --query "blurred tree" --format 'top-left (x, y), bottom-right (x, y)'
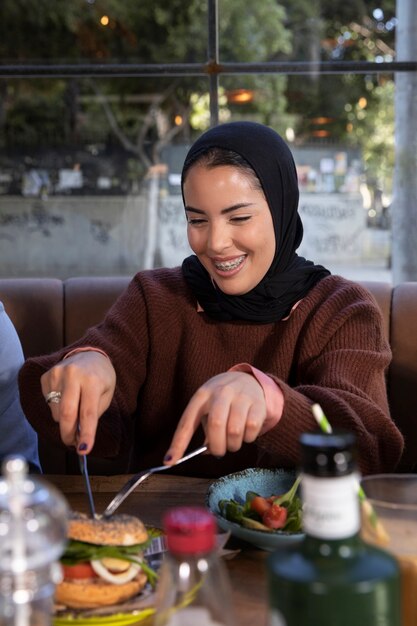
top-left (278, 0), bottom-right (397, 208)
top-left (0, 0), bottom-right (399, 207)
top-left (280, 0), bottom-right (396, 140)
top-left (0, 0), bottom-right (291, 167)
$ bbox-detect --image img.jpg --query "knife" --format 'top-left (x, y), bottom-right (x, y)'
top-left (77, 424), bottom-right (96, 518)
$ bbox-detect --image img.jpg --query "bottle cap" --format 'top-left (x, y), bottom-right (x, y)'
top-left (299, 430), bottom-right (357, 477)
top-left (163, 506), bottom-right (216, 554)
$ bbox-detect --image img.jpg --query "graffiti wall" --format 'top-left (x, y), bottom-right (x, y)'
top-left (297, 192), bottom-right (366, 262)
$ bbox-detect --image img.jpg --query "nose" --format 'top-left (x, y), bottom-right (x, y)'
top-left (207, 221), bottom-right (232, 254)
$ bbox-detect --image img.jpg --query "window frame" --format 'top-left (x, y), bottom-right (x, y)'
top-left (0, 0), bottom-right (415, 127)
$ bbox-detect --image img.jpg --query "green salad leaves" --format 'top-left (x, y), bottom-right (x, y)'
top-left (218, 475), bottom-right (303, 533)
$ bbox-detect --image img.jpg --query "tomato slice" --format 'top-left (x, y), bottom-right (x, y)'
top-left (250, 496), bottom-right (271, 516)
top-left (62, 562), bottom-right (98, 580)
top-left (262, 504), bottom-right (288, 530)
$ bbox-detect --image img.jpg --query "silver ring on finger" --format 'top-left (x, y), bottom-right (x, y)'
top-left (45, 390), bottom-right (62, 405)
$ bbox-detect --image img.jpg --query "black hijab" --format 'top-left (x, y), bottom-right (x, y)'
top-left (181, 121), bottom-right (330, 323)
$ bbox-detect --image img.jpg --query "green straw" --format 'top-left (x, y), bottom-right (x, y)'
top-left (311, 403), bottom-right (332, 434)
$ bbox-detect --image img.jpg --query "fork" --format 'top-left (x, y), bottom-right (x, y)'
top-left (102, 444), bottom-right (208, 518)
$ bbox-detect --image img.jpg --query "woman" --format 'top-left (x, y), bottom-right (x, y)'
top-left (18, 122), bottom-right (403, 476)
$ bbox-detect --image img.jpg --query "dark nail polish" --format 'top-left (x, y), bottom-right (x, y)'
top-left (78, 442), bottom-right (88, 452)
top-left (164, 454), bottom-right (172, 462)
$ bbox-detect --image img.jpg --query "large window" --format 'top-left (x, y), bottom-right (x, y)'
top-left (0, 0), bottom-right (414, 280)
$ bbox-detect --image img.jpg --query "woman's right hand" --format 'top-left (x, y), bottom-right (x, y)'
top-left (40, 351), bottom-right (116, 454)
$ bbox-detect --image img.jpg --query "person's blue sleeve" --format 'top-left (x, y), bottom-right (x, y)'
top-left (0, 302), bottom-right (41, 473)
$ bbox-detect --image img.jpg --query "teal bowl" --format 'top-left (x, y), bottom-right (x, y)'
top-left (206, 467), bottom-right (304, 551)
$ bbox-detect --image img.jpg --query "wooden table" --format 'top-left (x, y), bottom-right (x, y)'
top-left (47, 473), bottom-right (269, 626)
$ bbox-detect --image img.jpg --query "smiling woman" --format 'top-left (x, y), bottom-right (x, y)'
top-left (183, 162), bottom-right (276, 296)
top-left (19, 121), bottom-right (404, 480)
top-left (180, 124), bottom-right (330, 320)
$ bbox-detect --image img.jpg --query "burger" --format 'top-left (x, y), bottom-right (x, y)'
top-left (56, 512), bottom-right (157, 609)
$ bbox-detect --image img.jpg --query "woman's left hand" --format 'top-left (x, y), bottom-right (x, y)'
top-left (164, 371), bottom-right (267, 463)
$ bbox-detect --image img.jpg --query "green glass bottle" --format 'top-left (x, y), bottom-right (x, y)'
top-left (267, 431), bottom-right (401, 626)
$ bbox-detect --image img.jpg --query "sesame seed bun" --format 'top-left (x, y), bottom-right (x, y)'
top-left (55, 571), bottom-right (148, 609)
top-left (67, 511), bottom-right (148, 546)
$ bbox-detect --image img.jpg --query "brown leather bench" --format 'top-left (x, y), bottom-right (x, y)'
top-left (1, 277), bottom-right (416, 473)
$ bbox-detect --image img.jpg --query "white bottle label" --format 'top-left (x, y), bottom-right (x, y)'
top-left (301, 472), bottom-right (361, 539)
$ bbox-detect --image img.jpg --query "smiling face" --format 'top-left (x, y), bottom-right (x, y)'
top-left (183, 164), bottom-right (276, 296)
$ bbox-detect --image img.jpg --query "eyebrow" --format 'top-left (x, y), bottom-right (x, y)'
top-left (184, 202), bottom-right (254, 215)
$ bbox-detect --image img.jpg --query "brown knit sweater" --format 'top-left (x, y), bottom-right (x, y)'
top-left (19, 268), bottom-right (403, 477)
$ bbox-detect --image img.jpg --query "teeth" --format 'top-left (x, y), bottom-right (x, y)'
top-left (214, 256), bottom-right (245, 271)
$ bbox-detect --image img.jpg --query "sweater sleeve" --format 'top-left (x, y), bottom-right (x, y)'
top-left (18, 275), bottom-right (150, 458)
top-left (256, 281), bottom-right (404, 475)
top-left (228, 363), bottom-right (284, 432)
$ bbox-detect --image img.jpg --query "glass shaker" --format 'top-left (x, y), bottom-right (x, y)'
top-left (0, 457), bottom-right (68, 626)
top-left (154, 506), bottom-right (235, 626)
